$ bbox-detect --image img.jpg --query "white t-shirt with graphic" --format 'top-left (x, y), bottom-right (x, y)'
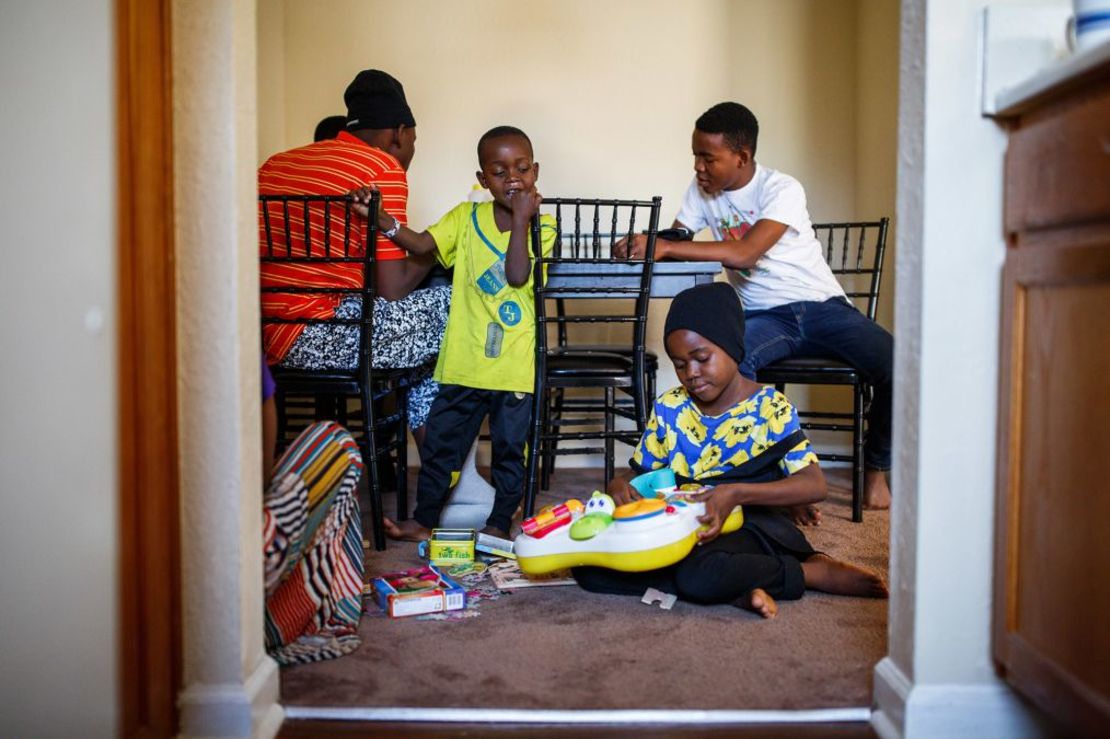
top-left (675, 163), bottom-right (845, 311)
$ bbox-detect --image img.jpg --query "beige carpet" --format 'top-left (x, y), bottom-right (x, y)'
top-left (280, 467), bottom-right (888, 710)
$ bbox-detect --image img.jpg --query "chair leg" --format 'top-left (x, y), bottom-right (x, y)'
top-left (634, 366), bottom-right (648, 433)
top-left (362, 440), bottom-right (386, 551)
top-left (852, 382), bottom-right (865, 523)
top-left (524, 380), bottom-right (546, 518)
top-left (361, 389), bottom-right (386, 551)
top-left (546, 388), bottom-right (566, 489)
top-left (604, 386), bottom-right (615, 484)
top-left (540, 387), bottom-right (556, 490)
top-left (396, 381), bottom-right (409, 522)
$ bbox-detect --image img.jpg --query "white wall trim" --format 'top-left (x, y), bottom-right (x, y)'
top-left (872, 657), bottom-right (911, 739)
top-left (873, 657), bottom-right (1048, 739)
top-left (179, 656), bottom-right (282, 739)
top-left (249, 655), bottom-right (284, 739)
top-left (286, 706), bottom-right (871, 725)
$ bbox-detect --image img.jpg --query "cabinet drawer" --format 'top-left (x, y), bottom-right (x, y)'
top-left (1005, 83), bottom-right (1110, 235)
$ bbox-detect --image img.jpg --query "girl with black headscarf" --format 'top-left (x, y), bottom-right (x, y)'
top-left (573, 283), bottom-right (888, 617)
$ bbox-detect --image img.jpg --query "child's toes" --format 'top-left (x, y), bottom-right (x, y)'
top-left (741, 588), bottom-right (778, 619)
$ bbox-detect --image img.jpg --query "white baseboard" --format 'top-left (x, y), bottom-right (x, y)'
top-left (872, 658), bottom-right (912, 739)
top-left (872, 657), bottom-right (1049, 739)
top-left (179, 654), bottom-right (283, 738)
top-left (285, 706), bottom-right (871, 724)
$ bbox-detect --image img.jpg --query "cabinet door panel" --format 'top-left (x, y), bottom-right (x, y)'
top-left (1004, 86), bottom-right (1110, 235)
top-left (995, 239), bottom-right (1110, 735)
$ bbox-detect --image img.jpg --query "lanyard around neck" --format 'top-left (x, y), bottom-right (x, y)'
top-left (471, 203), bottom-right (506, 260)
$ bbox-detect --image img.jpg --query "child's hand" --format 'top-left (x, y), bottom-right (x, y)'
top-left (348, 185), bottom-right (396, 232)
top-left (690, 486), bottom-right (732, 543)
top-left (614, 233), bottom-right (670, 261)
top-left (607, 477), bottom-right (641, 507)
top-left (509, 187), bottom-right (543, 223)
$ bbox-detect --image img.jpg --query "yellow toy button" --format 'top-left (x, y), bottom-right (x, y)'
top-left (613, 497), bottom-right (666, 520)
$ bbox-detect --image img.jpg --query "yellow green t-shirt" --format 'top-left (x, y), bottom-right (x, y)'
top-left (426, 201), bottom-right (557, 393)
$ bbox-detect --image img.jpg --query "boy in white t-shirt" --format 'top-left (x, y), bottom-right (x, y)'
top-left (617, 102), bottom-right (893, 511)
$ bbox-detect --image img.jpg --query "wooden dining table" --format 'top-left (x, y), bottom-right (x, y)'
top-left (544, 260), bottom-right (723, 298)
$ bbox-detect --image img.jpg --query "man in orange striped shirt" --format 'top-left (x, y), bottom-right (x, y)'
top-left (259, 69), bottom-right (450, 434)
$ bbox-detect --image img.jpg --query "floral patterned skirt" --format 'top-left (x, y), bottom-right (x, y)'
top-left (280, 286), bottom-right (450, 428)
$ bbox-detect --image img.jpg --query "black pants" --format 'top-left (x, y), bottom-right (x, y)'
top-left (413, 384), bottom-right (531, 532)
top-left (573, 509), bottom-right (813, 603)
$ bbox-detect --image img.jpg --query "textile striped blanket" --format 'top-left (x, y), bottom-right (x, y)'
top-left (263, 421), bottom-right (365, 665)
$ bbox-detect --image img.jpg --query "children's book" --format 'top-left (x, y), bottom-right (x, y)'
top-left (370, 565), bottom-right (467, 618)
top-left (487, 559), bottom-right (576, 589)
top-left (475, 531), bottom-right (515, 559)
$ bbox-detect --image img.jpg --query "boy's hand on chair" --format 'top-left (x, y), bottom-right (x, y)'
top-left (607, 477), bottom-right (641, 507)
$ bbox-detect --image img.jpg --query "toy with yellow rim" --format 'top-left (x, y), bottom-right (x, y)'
top-left (514, 468), bottom-right (744, 575)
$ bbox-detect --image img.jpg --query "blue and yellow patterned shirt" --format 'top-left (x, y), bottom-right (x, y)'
top-left (631, 385), bottom-right (818, 481)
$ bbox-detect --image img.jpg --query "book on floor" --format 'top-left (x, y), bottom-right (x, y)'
top-left (487, 559), bottom-right (576, 589)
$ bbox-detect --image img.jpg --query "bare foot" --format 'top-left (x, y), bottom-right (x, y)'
top-left (479, 525), bottom-right (509, 540)
top-left (801, 553), bottom-right (889, 598)
top-left (864, 469), bottom-right (891, 510)
top-left (383, 517), bottom-right (431, 542)
top-left (736, 588), bottom-right (778, 619)
top-left (789, 503), bottom-right (822, 527)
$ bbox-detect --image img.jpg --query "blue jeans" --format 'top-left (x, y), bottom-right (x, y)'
top-left (739, 298), bottom-right (893, 470)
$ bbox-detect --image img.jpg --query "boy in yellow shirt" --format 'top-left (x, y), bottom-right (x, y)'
top-left (360, 126), bottom-right (556, 540)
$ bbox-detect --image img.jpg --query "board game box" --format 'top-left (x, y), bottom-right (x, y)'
top-left (370, 565), bottom-right (467, 618)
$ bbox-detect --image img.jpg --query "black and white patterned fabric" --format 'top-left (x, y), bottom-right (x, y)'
top-left (281, 285), bottom-right (450, 428)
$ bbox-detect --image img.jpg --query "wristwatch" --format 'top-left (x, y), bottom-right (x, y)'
top-left (382, 215), bottom-right (401, 239)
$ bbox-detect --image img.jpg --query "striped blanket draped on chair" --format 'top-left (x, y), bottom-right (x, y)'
top-left (263, 421), bottom-right (365, 665)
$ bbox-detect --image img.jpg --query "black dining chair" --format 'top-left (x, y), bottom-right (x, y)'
top-left (259, 192), bottom-right (408, 551)
top-left (754, 218), bottom-right (889, 523)
top-left (523, 196), bottom-right (663, 517)
top-left (544, 298), bottom-right (660, 490)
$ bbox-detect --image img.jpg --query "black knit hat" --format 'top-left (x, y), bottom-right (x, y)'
top-left (344, 70), bottom-right (415, 131)
top-left (664, 283), bottom-right (746, 365)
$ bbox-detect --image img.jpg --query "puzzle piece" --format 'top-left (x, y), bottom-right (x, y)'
top-left (641, 587), bottom-right (677, 610)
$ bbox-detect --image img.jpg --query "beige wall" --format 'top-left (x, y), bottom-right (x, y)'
top-left (257, 0), bottom-right (899, 458)
top-left (0, 1), bottom-right (119, 735)
top-left (257, 0), bottom-right (286, 163)
top-left (856, 0), bottom-right (900, 329)
top-left (259, 0), bottom-right (885, 224)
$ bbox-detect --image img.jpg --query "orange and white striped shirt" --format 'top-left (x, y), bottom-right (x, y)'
top-left (259, 131), bottom-right (408, 364)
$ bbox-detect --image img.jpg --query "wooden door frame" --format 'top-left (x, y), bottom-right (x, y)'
top-left (117, 0), bottom-right (181, 734)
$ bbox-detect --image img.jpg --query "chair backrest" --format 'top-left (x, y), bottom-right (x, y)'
top-left (811, 218), bottom-right (890, 321)
top-left (258, 192), bottom-right (381, 371)
top-left (530, 196), bottom-right (663, 354)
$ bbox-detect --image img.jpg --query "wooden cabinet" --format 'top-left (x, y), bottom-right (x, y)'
top-left (994, 58), bottom-right (1110, 737)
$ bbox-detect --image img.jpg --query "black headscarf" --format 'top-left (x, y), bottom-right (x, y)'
top-left (344, 70), bottom-right (416, 131)
top-left (663, 282), bottom-right (746, 365)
